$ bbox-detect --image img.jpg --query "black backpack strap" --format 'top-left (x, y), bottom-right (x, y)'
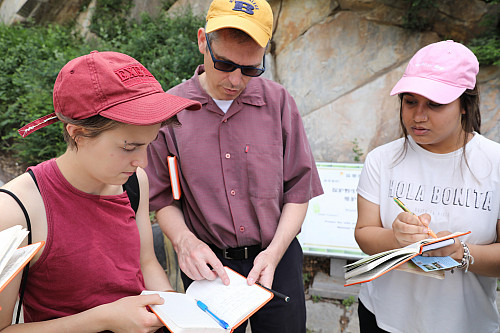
top-left (0, 188), bottom-right (32, 324)
top-left (123, 172), bottom-right (140, 214)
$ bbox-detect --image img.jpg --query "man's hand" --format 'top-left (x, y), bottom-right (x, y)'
top-left (176, 233), bottom-right (230, 285)
top-left (246, 248), bottom-right (280, 288)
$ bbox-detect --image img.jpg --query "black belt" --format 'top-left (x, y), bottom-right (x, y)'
top-left (209, 244), bottom-right (263, 260)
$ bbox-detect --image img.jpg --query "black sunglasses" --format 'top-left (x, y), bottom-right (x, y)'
top-left (205, 33), bottom-right (266, 77)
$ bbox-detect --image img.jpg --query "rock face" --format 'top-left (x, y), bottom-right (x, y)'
top-left (0, 0), bottom-right (498, 163)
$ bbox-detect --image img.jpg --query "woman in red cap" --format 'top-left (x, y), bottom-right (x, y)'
top-left (354, 41), bottom-right (500, 332)
top-left (0, 51), bottom-right (200, 332)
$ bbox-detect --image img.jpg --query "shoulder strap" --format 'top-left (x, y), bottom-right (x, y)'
top-left (123, 172), bottom-right (140, 214)
top-left (27, 169), bottom-right (39, 192)
top-left (0, 188), bottom-right (32, 324)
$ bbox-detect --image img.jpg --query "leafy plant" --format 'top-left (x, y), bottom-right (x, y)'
top-left (303, 272), bottom-right (311, 285)
top-left (0, 22), bottom-right (90, 163)
top-left (351, 138), bottom-right (364, 162)
top-left (469, 36), bottom-right (500, 66)
top-left (467, 1), bottom-right (500, 66)
top-left (311, 294), bottom-right (322, 303)
top-left (89, 0), bottom-right (134, 44)
top-left (342, 296), bottom-right (356, 308)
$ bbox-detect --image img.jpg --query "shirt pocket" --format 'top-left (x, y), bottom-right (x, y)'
top-left (245, 143), bottom-right (283, 199)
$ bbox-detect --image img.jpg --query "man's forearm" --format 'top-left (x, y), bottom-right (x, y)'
top-left (156, 202), bottom-right (194, 251)
top-left (266, 202), bottom-right (308, 259)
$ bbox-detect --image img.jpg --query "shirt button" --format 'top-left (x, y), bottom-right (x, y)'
top-left (239, 226), bottom-right (245, 232)
top-left (230, 190), bottom-right (236, 196)
top-left (223, 119), bottom-right (228, 123)
top-left (225, 153), bottom-right (231, 159)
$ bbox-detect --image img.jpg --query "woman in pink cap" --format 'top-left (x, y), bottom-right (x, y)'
top-left (354, 41), bottom-right (500, 332)
top-left (0, 51), bottom-right (200, 332)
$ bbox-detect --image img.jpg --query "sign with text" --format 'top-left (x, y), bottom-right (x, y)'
top-left (298, 162), bottom-right (366, 259)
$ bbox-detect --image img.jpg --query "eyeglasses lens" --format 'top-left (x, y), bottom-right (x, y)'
top-left (206, 33), bottom-right (265, 77)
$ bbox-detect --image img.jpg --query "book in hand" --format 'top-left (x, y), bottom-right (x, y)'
top-left (344, 231), bottom-right (470, 287)
top-left (0, 225), bottom-right (44, 293)
top-left (142, 266), bottom-right (274, 332)
top-left (167, 156), bottom-right (181, 200)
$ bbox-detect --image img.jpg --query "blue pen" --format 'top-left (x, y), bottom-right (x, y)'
top-left (196, 299), bottom-right (230, 330)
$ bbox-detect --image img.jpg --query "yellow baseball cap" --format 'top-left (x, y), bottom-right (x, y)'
top-left (205, 0), bottom-right (273, 48)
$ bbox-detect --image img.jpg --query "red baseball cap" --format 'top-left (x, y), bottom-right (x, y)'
top-left (19, 51), bottom-right (201, 138)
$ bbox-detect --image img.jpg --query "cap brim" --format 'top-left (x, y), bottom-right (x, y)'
top-left (99, 92), bottom-right (201, 126)
top-left (390, 76), bottom-right (466, 104)
top-left (206, 16), bottom-right (269, 48)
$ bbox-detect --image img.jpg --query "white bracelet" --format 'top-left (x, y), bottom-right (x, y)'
top-left (458, 241), bottom-right (474, 273)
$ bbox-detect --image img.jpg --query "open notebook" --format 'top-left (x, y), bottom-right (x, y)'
top-left (344, 231), bottom-right (470, 286)
top-left (142, 266), bottom-right (273, 332)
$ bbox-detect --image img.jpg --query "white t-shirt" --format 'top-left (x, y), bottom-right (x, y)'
top-left (357, 133), bottom-right (500, 333)
top-left (213, 99), bottom-right (234, 114)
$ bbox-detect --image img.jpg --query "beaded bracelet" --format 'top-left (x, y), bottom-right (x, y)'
top-left (458, 240), bottom-right (474, 273)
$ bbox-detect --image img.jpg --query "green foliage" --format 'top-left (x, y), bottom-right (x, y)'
top-left (342, 296), bottom-right (356, 308)
top-left (469, 35), bottom-right (500, 66)
top-left (303, 272), bottom-right (311, 285)
top-left (0, 22), bottom-right (90, 163)
top-left (467, 1), bottom-right (500, 67)
top-left (89, 0), bottom-right (134, 44)
top-left (0, 8), bottom-right (203, 167)
top-left (311, 294), bottom-right (322, 303)
top-left (351, 138), bottom-right (364, 162)
top-left (402, 0), bottom-right (437, 31)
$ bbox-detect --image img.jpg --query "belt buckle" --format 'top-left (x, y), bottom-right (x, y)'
top-left (222, 248), bottom-right (232, 260)
top-left (243, 247), bottom-right (248, 259)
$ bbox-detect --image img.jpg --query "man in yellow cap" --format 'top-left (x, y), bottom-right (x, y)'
top-left (146, 1), bottom-right (323, 331)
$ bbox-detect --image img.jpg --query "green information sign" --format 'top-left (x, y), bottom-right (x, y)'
top-left (298, 162), bottom-right (367, 259)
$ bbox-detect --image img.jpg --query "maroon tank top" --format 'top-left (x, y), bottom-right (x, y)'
top-left (23, 159), bottom-right (145, 321)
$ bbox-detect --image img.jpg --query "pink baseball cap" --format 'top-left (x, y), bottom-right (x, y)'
top-left (390, 40), bottom-right (479, 104)
top-left (19, 51), bottom-right (201, 138)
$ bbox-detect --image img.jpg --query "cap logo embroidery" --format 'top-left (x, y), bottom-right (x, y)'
top-left (231, 0), bottom-right (259, 15)
top-left (415, 62), bottom-right (445, 71)
top-left (115, 65), bottom-right (155, 87)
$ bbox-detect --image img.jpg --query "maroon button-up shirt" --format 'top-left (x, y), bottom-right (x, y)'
top-left (146, 65), bottom-right (323, 249)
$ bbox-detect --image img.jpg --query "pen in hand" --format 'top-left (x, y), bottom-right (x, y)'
top-left (256, 283), bottom-right (290, 302)
top-left (393, 198), bottom-right (437, 238)
top-left (196, 299), bottom-right (229, 329)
